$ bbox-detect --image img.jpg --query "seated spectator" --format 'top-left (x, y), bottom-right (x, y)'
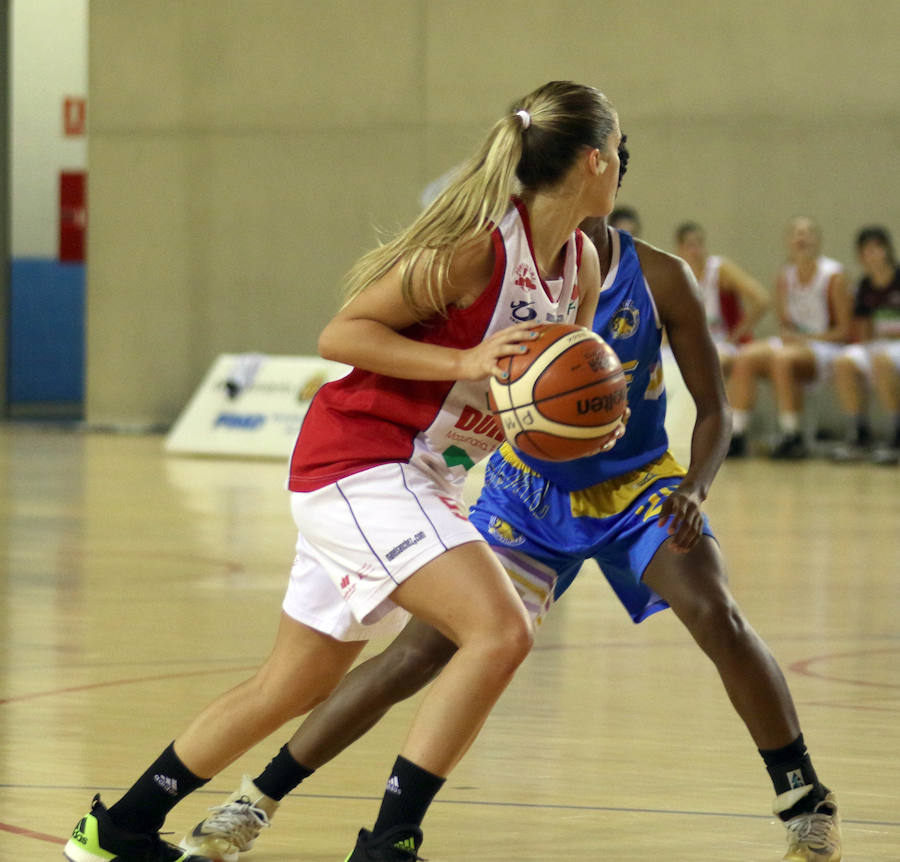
top-left (870, 344), bottom-right (900, 464)
top-left (830, 226), bottom-right (900, 463)
top-left (727, 216), bottom-right (852, 459)
top-left (675, 221), bottom-right (770, 375)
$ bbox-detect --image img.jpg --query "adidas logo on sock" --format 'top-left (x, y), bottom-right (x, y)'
top-left (153, 774), bottom-right (179, 796)
top-left (786, 769), bottom-right (805, 789)
top-left (385, 775), bottom-right (401, 796)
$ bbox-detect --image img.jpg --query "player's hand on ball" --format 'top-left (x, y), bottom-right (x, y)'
top-left (657, 483), bottom-right (705, 553)
top-left (457, 322), bottom-right (539, 381)
top-left (599, 407), bottom-right (630, 452)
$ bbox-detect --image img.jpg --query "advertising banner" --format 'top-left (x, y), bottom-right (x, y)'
top-left (165, 353), bottom-right (350, 459)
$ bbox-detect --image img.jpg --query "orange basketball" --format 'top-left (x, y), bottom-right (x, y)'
top-left (488, 323), bottom-right (627, 461)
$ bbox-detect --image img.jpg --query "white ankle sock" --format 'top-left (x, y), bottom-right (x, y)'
top-left (779, 412), bottom-right (800, 434)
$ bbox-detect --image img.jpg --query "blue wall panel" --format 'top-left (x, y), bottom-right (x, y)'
top-left (8, 258), bottom-right (85, 403)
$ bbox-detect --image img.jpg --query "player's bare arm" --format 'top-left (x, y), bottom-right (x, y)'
top-left (819, 272), bottom-right (852, 343)
top-left (637, 241), bottom-right (732, 550)
top-left (574, 235), bottom-right (602, 328)
top-left (318, 234), bottom-right (537, 381)
top-left (718, 257), bottom-right (770, 342)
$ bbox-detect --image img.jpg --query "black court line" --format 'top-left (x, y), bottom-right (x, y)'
top-left (5, 784), bottom-right (898, 829)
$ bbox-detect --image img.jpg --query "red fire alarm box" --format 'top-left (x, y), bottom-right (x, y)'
top-left (64, 96), bottom-right (86, 136)
top-left (60, 171), bottom-right (87, 262)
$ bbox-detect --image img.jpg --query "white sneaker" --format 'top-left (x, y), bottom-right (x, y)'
top-left (180, 776), bottom-right (279, 862)
top-left (775, 786), bottom-right (842, 861)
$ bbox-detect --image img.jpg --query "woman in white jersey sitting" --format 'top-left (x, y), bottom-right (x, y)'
top-left (727, 216), bottom-right (852, 459)
top-left (63, 81), bottom-right (619, 862)
top-left (674, 221), bottom-right (770, 376)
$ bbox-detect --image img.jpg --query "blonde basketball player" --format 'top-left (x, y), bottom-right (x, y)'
top-left (64, 81), bottom-right (623, 862)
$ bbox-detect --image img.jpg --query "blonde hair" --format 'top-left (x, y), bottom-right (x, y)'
top-left (343, 81), bottom-right (616, 317)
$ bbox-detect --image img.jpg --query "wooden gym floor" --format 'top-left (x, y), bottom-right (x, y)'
top-left (1, 423), bottom-right (897, 860)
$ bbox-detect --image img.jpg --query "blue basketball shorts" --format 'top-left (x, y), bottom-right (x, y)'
top-left (469, 444), bottom-right (716, 624)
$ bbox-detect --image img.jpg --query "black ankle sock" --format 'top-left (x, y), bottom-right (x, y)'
top-left (759, 734), bottom-right (827, 820)
top-left (108, 742), bottom-right (208, 833)
top-left (855, 418), bottom-right (872, 446)
top-left (371, 755), bottom-right (445, 838)
top-left (253, 744), bottom-right (315, 801)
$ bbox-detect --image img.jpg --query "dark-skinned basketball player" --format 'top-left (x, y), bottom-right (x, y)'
top-left (180, 143), bottom-right (841, 862)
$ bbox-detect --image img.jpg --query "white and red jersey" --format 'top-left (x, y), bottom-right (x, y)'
top-left (289, 199), bottom-right (585, 492)
top-left (697, 254), bottom-right (726, 340)
top-left (780, 255), bottom-right (843, 336)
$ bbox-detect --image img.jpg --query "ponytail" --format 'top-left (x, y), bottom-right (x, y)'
top-left (343, 81), bottom-right (616, 316)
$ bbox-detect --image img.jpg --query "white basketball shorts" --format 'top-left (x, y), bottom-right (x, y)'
top-left (879, 340), bottom-right (900, 371)
top-left (768, 336), bottom-right (843, 383)
top-left (841, 340), bottom-right (900, 375)
top-left (283, 461), bottom-right (485, 642)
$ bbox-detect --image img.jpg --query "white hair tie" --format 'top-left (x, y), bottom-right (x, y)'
top-left (515, 109), bottom-right (531, 130)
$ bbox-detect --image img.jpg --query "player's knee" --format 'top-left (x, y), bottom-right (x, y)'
top-left (729, 355), bottom-right (750, 379)
top-left (770, 352), bottom-right (790, 374)
top-left (832, 355), bottom-right (852, 376)
top-left (379, 635), bottom-right (458, 696)
top-left (872, 352), bottom-right (892, 375)
top-left (484, 612), bottom-right (534, 671)
top-left (685, 595), bottom-right (748, 655)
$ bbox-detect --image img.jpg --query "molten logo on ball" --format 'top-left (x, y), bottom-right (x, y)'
top-left (577, 389), bottom-right (628, 415)
top-left (488, 323), bottom-right (628, 462)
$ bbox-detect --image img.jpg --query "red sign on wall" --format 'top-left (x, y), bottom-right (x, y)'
top-left (63, 96), bottom-right (86, 136)
top-left (60, 171), bottom-right (87, 262)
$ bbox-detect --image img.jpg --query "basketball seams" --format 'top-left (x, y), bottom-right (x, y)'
top-left (508, 329), bottom-right (600, 389)
top-left (493, 373), bottom-right (626, 417)
top-left (487, 322), bottom-right (628, 461)
top-left (507, 412), bottom-right (623, 440)
top-left (532, 367), bottom-right (625, 402)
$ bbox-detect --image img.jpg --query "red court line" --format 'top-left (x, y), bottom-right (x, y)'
top-left (65, 547), bottom-right (247, 575)
top-left (788, 646), bottom-right (900, 690)
top-left (0, 821), bottom-right (65, 845)
top-left (0, 665), bottom-right (258, 705)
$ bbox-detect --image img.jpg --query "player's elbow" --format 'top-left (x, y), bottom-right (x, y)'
top-left (317, 322), bottom-right (344, 362)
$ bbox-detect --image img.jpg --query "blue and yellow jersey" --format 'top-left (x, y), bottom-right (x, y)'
top-left (515, 229), bottom-right (669, 491)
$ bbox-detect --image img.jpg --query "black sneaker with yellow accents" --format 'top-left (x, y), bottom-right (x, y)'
top-left (63, 794), bottom-right (213, 862)
top-left (344, 825), bottom-right (424, 861)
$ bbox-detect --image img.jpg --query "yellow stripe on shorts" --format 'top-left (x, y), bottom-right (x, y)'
top-left (569, 450), bottom-right (686, 520)
top-left (498, 442), bottom-right (540, 474)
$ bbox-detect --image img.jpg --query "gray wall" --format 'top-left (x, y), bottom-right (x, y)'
top-left (86, 0), bottom-right (900, 426)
